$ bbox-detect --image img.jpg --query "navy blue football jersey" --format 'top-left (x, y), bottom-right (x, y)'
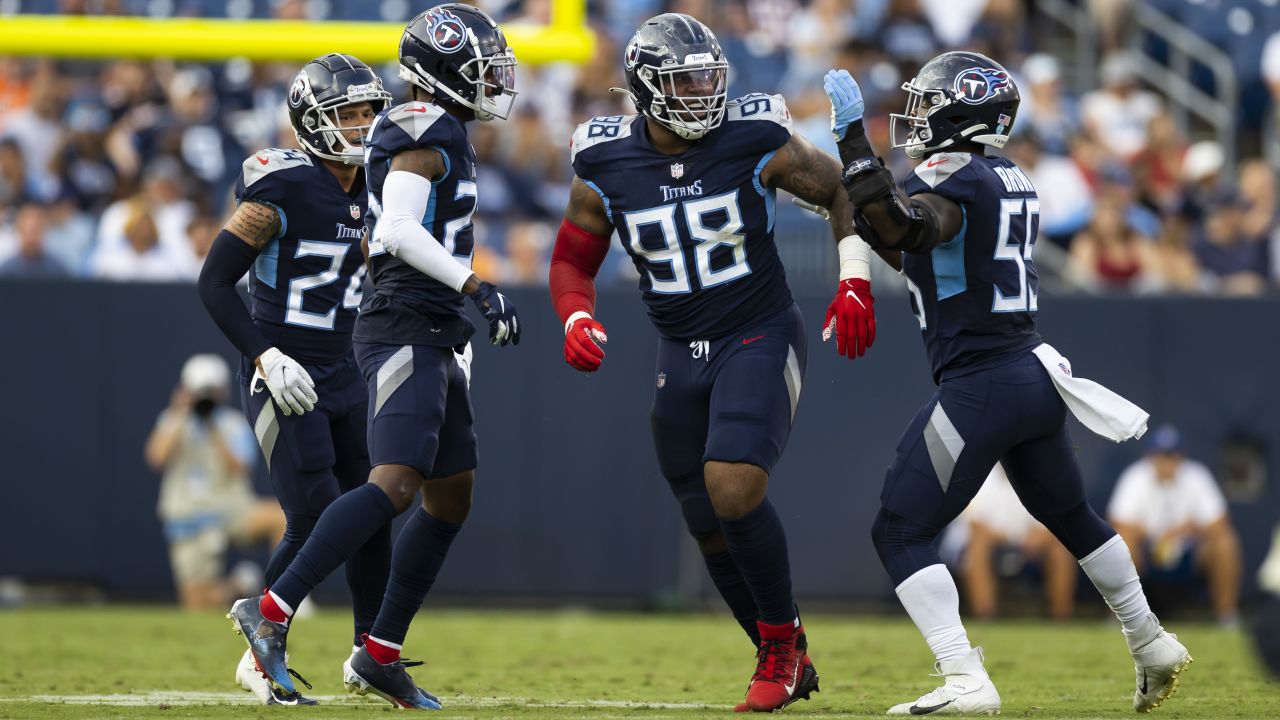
top-left (357, 102), bottom-right (477, 349)
top-left (234, 147), bottom-right (368, 363)
top-left (899, 152), bottom-right (1043, 383)
top-left (571, 94), bottom-right (796, 341)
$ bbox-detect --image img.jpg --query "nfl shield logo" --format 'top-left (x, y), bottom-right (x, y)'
top-left (670, 163), bottom-right (684, 179)
top-left (656, 372), bottom-right (666, 388)
top-left (350, 204), bottom-right (360, 220)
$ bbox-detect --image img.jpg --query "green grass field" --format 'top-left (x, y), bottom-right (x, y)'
top-left (0, 607), bottom-right (1274, 719)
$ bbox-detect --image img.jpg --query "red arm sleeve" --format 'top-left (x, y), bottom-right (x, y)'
top-left (549, 218), bottom-right (611, 327)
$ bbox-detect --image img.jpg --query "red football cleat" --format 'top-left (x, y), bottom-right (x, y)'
top-left (733, 621), bottom-right (820, 712)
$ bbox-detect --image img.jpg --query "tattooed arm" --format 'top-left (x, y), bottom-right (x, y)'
top-left (760, 135), bottom-right (902, 271)
top-left (196, 201), bottom-right (283, 363)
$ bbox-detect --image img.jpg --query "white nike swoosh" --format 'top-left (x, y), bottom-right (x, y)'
top-left (845, 290), bottom-right (866, 309)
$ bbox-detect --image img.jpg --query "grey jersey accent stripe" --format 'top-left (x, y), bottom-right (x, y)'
top-left (253, 402), bottom-right (280, 471)
top-left (375, 345), bottom-right (414, 416)
top-left (388, 103), bottom-right (447, 141)
top-left (783, 345), bottom-right (802, 422)
top-left (923, 403), bottom-right (965, 492)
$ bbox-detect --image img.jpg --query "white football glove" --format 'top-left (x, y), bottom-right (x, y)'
top-left (454, 342), bottom-right (473, 388)
top-left (253, 347), bottom-right (318, 416)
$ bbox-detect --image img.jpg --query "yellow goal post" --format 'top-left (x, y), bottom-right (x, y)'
top-left (0, 0), bottom-right (593, 65)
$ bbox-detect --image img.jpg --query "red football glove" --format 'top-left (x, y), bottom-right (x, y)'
top-left (823, 278), bottom-right (876, 359)
top-left (565, 315), bottom-right (608, 372)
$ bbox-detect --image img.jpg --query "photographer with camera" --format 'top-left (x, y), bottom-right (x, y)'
top-left (145, 353), bottom-right (284, 610)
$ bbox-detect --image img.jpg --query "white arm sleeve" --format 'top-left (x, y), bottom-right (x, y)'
top-left (378, 169), bottom-right (473, 293)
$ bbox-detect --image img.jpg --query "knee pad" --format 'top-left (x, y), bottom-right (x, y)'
top-left (871, 508), bottom-right (944, 587)
top-left (666, 471), bottom-right (719, 540)
top-left (281, 512), bottom-right (320, 545)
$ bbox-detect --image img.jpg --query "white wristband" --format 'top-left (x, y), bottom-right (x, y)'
top-left (838, 235), bottom-right (872, 281)
top-left (564, 310), bottom-right (592, 335)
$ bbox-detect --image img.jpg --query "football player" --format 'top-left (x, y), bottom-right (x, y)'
top-left (197, 53), bottom-right (392, 706)
top-left (549, 13), bottom-right (876, 713)
top-left (227, 4), bottom-right (520, 709)
top-left (824, 53), bottom-right (1191, 715)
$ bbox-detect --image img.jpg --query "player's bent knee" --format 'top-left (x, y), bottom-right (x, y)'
top-left (703, 461), bottom-right (768, 520)
top-left (369, 464), bottom-right (425, 514)
top-left (422, 469), bottom-right (475, 525)
top-left (694, 529), bottom-right (728, 555)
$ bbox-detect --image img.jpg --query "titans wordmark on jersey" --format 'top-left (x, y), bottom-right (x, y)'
top-left (900, 152), bottom-right (1044, 383)
top-left (357, 102), bottom-right (478, 349)
top-left (571, 94), bottom-right (796, 341)
top-left (235, 147), bottom-right (368, 363)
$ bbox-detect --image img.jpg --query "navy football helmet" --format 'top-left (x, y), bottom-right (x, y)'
top-left (287, 53), bottom-right (391, 165)
top-left (890, 51), bottom-right (1020, 159)
top-left (398, 3), bottom-right (518, 122)
top-left (621, 13), bottom-right (728, 140)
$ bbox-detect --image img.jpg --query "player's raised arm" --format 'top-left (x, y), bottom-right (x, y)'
top-left (197, 200), bottom-right (317, 416)
top-left (379, 146), bottom-right (520, 346)
top-left (825, 70), bottom-right (964, 254)
top-left (760, 132), bottom-right (877, 359)
top-left (549, 176), bottom-right (613, 372)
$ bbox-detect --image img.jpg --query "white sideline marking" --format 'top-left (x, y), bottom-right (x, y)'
top-left (0, 691), bottom-right (716, 709)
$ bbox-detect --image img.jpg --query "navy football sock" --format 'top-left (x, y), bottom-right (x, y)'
top-left (718, 498), bottom-right (796, 626)
top-left (703, 550), bottom-right (761, 647)
top-left (369, 507), bottom-right (462, 646)
top-left (264, 512), bottom-right (318, 587)
top-left (269, 484), bottom-right (398, 611)
top-left (346, 520), bottom-right (392, 645)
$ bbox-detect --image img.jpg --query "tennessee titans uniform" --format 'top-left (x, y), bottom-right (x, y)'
top-left (355, 102), bottom-right (477, 479)
top-left (572, 94), bottom-right (805, 537)
top-left (234, 148), bottom-right (371, 534)
top-left (879, 152), bottom-right (1085, 535)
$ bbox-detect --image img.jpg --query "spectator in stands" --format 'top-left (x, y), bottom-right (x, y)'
top-left (1017, 54), bottom-right (1079, 157)
top-left (89, 198), bottom-right (192, 281)
top-left (0, 203), bottom-right (70, 278)
top-left (0, 60), bottom-right (64, 203)
top-left (949, 464), bottom-right (1079, 621)
top-left (1238, 159), bottom-right (1277, 250)
top-left (1081, 53), bottom-right (1162, 161)
top-left (1069, 196), bottom-right (1156, 293)
top-left (144, 354), bottom-right (284, 611)
top-left (51, 98), bottom-right (119, 214)
top-left (1132, 115), bottom-right (1187, 217)
top-left (1148, 225), bottom-right (1204, 294)
top-left (185, 214), bottom-right (220, 272)
top-left (0, 137), bottom-right (31, 208)
top-left (95, 155), bottom-right (196, 274)
top-left (1007, 132), bottom-right (1093, 247)
top-left (1108, 425), bottom-right (1242, 626)
top-left (1178, 140), bottom-right (1226, 225)
top-left (1263, 28), bottom-right (1280, 146)
top-left (1192, 191), bottom-right (1268, 296)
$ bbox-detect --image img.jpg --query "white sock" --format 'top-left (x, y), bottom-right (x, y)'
top-left (896, 564), bottom-right (973, 663)
top-left (1079, 534), bottom-right (1159, 651)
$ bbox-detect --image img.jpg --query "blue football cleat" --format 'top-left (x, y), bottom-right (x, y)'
top-left (228, 596), bottom-right (295, 695)
top-left (343, 643), bottom-right (442, 710)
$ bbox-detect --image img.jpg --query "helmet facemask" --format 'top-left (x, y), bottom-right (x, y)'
top-left (889, 80), bottom-right (952, 160)
top-left (294, 78), bottom-right (391, 165)
top-left (401, 47), bottom-right (518, 122)
top-left (637, 58), bottom-right (727, 140)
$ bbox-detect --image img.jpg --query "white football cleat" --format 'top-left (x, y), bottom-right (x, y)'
top-left (1131, 623), bottom-right (1192, 713)
top-left (235, 648), bottom-right (317, 706)
top-left (887, 647), bottom-right (1001, 716)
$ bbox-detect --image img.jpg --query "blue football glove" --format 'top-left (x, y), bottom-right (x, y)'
top-left (469, 281), bottom-right (520, 347)
top-left (824, 69), bottom-right (865, 141)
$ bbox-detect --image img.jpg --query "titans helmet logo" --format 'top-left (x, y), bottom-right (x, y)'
top-left (429, 10), bottom-right (468, 54)
top-left (954, 67), bottom-right (1010, 105)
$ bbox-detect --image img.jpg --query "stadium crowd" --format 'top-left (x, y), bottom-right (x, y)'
top-left (1, 0), bottom-right (1279, 295)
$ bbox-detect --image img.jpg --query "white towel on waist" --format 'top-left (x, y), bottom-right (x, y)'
top-left (1032, 343), bottom-right (1149, 443)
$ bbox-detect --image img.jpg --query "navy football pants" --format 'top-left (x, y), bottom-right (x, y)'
top-left (651, 304), bottom-right (806, 539)
top-left (874, 351), bottom-right (1115, 585)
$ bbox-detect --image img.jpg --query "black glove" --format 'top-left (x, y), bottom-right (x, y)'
top-left (468, 281), bottom-right (520, 347)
